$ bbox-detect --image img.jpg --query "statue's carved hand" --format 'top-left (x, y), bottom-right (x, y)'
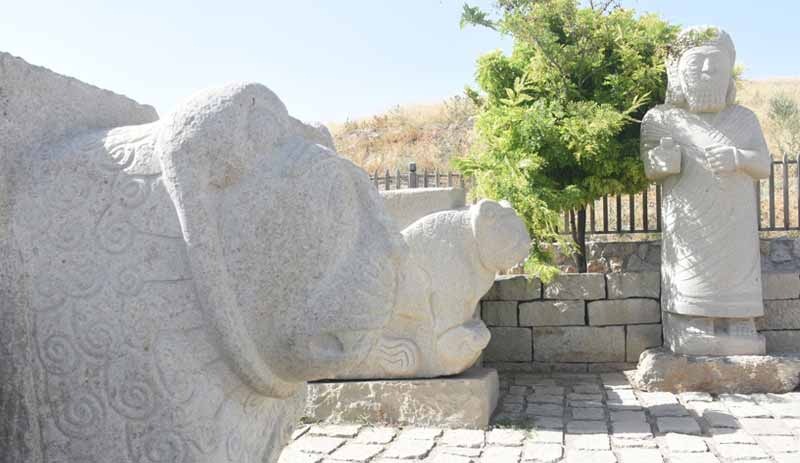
top-left (645, 137), bottom-right (682, 180)
top-left (705, 144), bottom-right (737, 174)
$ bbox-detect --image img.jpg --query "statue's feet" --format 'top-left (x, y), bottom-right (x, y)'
top-left (664, 313), bottom-right (766, 356)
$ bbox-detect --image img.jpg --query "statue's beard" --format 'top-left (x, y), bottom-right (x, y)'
top-left (683, 81), bottom-right (728, 113)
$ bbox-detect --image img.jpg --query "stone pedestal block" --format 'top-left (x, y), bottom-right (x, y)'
top-left (632, 348), bottom-right (800, 393)
top-left (305, 368), bottom-right (499, 428)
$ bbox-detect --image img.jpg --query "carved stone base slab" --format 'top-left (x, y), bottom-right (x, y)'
top-left (305, 368), bottom-right (499, 429)
top-left (631, 348), bottom-right (800, 394)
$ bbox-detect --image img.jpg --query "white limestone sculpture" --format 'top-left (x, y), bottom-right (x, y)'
top-left (0, 52), bottom-right (404, 463)
top-left (641, 27), bottom-right (771, 356)
top-left (333, 200), bottom-right (531, 379)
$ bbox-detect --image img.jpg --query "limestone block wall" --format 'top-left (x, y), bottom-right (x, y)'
top-left (480, 271), bottom-right (800, 373)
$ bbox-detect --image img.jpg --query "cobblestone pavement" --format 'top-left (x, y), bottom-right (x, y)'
top-left (278, 372), bottom-right (800, 462)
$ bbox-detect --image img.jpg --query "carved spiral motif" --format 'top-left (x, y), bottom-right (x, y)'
top-left (40, 334), bottom-right (79, 375)
top-left (109, 377), bottom-right (158, 420)
top-left (53, 392), bottom-right (105, 438)
top-left (226, 431), bottom-right (244, 462)
top-left (63, 257), bottom-right (103, 298)
top-left (96, 215), bottom-right (134, 254)
top-left (116, 176), bottom-right (150, 209)
top-left (111, 265), bottom-right (144, 296)
top-left (48, 180), bottom-right (90, 211)
top-left (141, 431), bottom-right (187, 463)
top-left (52, 218), bottom-right (85, 251)
top-left (33, 273), bottom-right (66, 310)
top-left (102, 146), bottom-right (137, 172)
top-left (375, 337), bottom-right (420, 376)
top-left (73, 317), bottom-right (116, 360)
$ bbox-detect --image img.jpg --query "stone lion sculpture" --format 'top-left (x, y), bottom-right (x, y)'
top-left (334, 200), bottom-right (531, 379)
top-left (0, 53), bottom-right (403, 463)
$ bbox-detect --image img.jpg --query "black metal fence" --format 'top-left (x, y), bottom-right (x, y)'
top-left (371, 156), bottom-right (800, 236)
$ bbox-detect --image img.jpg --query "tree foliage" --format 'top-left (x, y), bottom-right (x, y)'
top-left (457, 0), bottom-right (679, 278)
top-left (768, 93), bottom-right (800, 156)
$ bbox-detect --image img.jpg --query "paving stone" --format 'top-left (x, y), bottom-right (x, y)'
top-left (533, 417), bottom-right (564, 429)
top-left (711, 429), bottom-right (757, 444)
top-left (487, 429), bottom-right (527, 446)
top-left (328, 443), bottom-right (384, 462)
top-left (424, 453), bottom-right (473, 463)
top-left (611, 436), bottom-right (657, 448)
top-left (739, 418), bottom-right (796, 436)
top-left (521, 442), bottom-right (563, 462)
top-left (611, 420), bottom-right (653, 440)
top-left (292, 436), bottom-right (347, 454)
top-left (526, 404), bottom-right (564, 417)
top-left (703, 409), bottom-right (741, 428)
top-left (649, 403), bottom-right (691, 417)
top-left (656, 417), bottom-right (702, 435)
top-left (664, 433), bottom-right (708, 453)
top-left (616, 448), bottom-right (664, 462)
top-left (310, 424), bottom-right (363, 438)
top-left (727, 404), bottom-right (773, 418)
top-left (293, 425), bottom-right (312, 440)
top-left (566, 420), bottom-right (607, 434)
top-left (519, 300), bottom-right (585, 326)
top-left (566, 433), bottom-right (610, 450)
top-left (527, 393), bottom-right (564, 404)
top-left (610, 411), bottom-right (646, 422)
top-left (437, 446), bottom-right (482, 457)
top-left (601, 373), bottom-right (632, 389)
top-left (715, 443), bottom-right (771, 460)
top-left (669, 454), bottom-right (721, 463)
top-left (774, 455), bottom-right (800, 463)
top-left (382, 439), bottom-right (436, 459)
top-left (565, 450), bottom-right (617, 462)
top-left (483, 301), bottom-right (519, 327)
top-left (572, 384), bottom-right (603, 394)
top-left (570, 407), bottom-right (605, 420)
top-left (481, 446), bottom-right (522, 462)
top-left (719, 394), bottom-right (756, 405)
top-left (278, 449), bottom-right (323, 463)
top-left (509, 385), bottom-right (529, 396)
top-left (568, 400), bottom-right (605, 408)
top-left (754, 435), bottom-right (800, 453)
top-left (399, 427), bottom-right (443, 440)
top-left (528, 429), bottom-right (564, 444)
top-left (354, 427), bottom-right (397, 445)
top-left (639, 391), bottom-right (679, 405)
top-left (535, 386), bottom-right (566, 395)
top-left (440, 429), bottom-right (486, 448)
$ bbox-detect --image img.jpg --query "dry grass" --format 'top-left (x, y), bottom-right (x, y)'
top-left (330, 78), bottom-right (800, 172)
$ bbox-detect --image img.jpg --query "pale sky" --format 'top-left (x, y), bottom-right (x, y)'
top-left (1, 1), bottom-right (798, 123)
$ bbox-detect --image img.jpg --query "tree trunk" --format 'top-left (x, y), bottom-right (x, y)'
top-left (570, 207), bottom-right (588, 273)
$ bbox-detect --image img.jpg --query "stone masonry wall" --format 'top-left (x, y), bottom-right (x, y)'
top-left (480, 271), bottom-right (800, 373)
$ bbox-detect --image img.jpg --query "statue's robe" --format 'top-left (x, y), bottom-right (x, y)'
top-left (642, 104), bottom-right (769, 318)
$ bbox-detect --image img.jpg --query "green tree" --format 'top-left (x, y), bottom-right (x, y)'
top-left (457, 0), bottom-right (678, 277)
top-left (768, 93), bottom-right (800, 157)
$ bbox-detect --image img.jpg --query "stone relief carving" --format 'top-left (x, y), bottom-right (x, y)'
top-left (2, 53), bottom-right (403, 463)
top-left (641, 27), bottom-right (771, 356)
top-left (333, 200), bottom-right (531, 380)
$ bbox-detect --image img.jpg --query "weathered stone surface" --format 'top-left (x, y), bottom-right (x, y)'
top-left (486, 327), bottom-right (533, 362)
top-left (305, 368), bottom-right (499, 428)
top-left (607, 272), bottom-right (660, 299)
top-left (644, 28), bottom-right (769, 356)
top-left (380, 187), bottom-right (465, 230)
top-left (337, 200), bottom-right (530, 380)
top-left (588, 299), bottom-right (661, 326)
top-left (756, 299), bottom-right (800, 330)
top-left (486, 274), bottom-right (542, 301)
top-left (633, 348), bottom-right (800, 393)
top-left (482, 301), bottom-right (519, 326)
top-left (762, 272), bottom-right (800, 300)
top-left (627, 324), bottom-right (663, 363)
top-left (2, 53), bottom-right (414, 462)
top-left (762, 330), bottom-right (800, 353)
top-left (543, 273), bottom-right (606, 300)
top-left (533, 327), bottom-right (625, 363)
top-left (519, 300), bottom-right (585, 326)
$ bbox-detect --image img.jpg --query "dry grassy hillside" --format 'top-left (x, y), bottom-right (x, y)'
top-left (331, 79), bottom-right (800, 172)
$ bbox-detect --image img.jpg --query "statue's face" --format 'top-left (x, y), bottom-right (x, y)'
top-left (222, 148), bottom-right (406, 384)
top-left (678, 45), bottom-right (732, 113)
top-left (475, 201), bottom-right (531, 271)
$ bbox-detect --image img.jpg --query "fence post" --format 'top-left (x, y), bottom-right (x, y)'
top-left (408, 162), bottom-right (417, 189)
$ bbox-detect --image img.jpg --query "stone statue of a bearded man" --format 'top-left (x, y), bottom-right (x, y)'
top-left (641, 27), bottom-right (771, 356)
